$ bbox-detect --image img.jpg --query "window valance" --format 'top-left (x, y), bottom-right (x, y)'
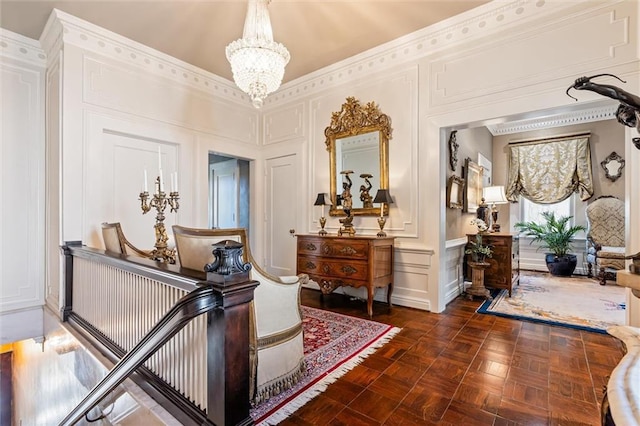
top-left (505, 134), bottom-right (593, 204)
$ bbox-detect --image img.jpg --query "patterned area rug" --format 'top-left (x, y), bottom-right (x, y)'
top-left (477, 272), bottom-right (626, 334)
top-left (250, 306), bottom-right (400, 425)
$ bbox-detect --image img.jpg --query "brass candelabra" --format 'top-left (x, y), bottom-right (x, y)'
top-left (139, 176), bottom-right (179, 263)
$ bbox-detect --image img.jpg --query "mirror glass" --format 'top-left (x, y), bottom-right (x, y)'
top-left (335, 132), bottom-right (380, 209)
top-left (325, 97), bottom-right (391, 216)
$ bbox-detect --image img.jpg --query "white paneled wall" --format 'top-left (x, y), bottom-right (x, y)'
top-left (444, 239), bottom-right (467, 304)
top-left (0, 30), bottom-right (46, 343)
top-left (264, 0), bottom-right (639, 312)
top-left (2, 0), bottom-right (639, 330)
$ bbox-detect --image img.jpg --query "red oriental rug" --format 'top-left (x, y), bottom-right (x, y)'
top-left (250, 306), bottom-right (401, 425)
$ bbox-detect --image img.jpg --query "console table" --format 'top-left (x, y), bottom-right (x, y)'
top-left (296, 234), bottom-right (395, 317)
top-left (466, 233), bottom-right (519, 296)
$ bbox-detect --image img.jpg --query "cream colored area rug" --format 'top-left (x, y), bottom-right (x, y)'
top-left (477, 271), bottom-right (626, 333)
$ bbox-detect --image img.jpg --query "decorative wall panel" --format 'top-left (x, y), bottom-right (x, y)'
top-left (263, 103), bottom-right (305, 145)
top-left (431, 5), bottom-right (632, 106)
top-left (0, 57), bottom-right (45, 314)
top-left (83, 56), bottom-right (257, 145)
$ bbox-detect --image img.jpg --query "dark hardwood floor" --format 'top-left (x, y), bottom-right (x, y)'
top-left (284, 285), bottom-right (626, 425)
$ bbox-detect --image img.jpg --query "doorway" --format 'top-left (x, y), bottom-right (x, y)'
top-left (208, 153), bottom-right (250, 231)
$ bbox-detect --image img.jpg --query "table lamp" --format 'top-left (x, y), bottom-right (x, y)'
top-left (373, 189), bottom-right (394, 237)
top-left (482, 185), bottom-right (508, 232)
top-left (314, 193), bottom-right (331, 235)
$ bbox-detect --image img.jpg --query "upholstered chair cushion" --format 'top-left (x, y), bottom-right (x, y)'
top-left (586, 197), bottom-right (625, 247)
top-left (172, 225), bottom-right (306, 404)
top-left (101, 222), bottom-right (150, 258)
top-left (102, 224), bottom-right (124, 253)
top-left (585, 196), bottom-right (626, 284)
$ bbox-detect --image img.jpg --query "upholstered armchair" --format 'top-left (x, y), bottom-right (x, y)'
top-left (585, 196), bottom-right (626, 285)
top-left (172, 225), bottom-right (306, 404)
top-left (101, 222), bottom-right (151, 258)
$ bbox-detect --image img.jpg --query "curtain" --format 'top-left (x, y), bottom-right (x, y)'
top-left (505, 135), bottom-right (593, 204)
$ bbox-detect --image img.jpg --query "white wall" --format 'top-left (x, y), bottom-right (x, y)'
top-left (3, 0), bottom-right (639, 332)
top-left (263, 0), bottom-right (640, 312)
top-left (36, 10), bottom-right (267, 313)
top-left (0, 30), bottom-right (46, 343)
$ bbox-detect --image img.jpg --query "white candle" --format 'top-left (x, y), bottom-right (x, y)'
top-left (174, 172), bottom-right (178, 192)
top-left (159, 168), bottom-right (164, 192)
top-left (171, 172), bottom-right (175, 192)
top-left (143, 169), bottom-right (148, 192)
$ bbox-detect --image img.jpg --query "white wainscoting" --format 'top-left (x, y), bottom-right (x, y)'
top-left (444, 238), bottom-right (468, 305)
top-left (0, 30), bottom-right (46, 341)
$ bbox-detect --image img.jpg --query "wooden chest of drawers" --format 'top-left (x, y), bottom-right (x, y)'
top-left (466, 233), bottom-right (519, 296)
top-left (296, 235), bottom-right (395, 317)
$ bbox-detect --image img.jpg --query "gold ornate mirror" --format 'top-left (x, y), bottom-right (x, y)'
top-left (325, 97), bottom-right (392, 216)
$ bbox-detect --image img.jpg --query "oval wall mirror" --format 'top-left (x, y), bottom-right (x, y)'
top-left (325, 97), bottom-right (392, 216)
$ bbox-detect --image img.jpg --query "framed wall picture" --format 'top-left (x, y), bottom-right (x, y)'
top-left (464, 158), bottom-right (483, 213)
top-left (477, 152), bottom-right (492, 187)
top-left (447, 175), bottom-right (465, 209)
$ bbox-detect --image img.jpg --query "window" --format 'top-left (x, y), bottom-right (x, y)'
top-left (521, 195), bottom-right (573, 225)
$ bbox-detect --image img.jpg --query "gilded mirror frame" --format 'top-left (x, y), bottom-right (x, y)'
top-left (325, 97), bottom-right (392, 216)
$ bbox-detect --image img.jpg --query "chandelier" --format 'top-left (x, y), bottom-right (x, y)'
top-left (226, 0), bottom-right (290, 108)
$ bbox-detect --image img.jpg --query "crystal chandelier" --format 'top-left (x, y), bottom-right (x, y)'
top-left (226, 0), bottom-right (290, 108)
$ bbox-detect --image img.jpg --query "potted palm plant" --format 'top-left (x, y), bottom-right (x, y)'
top-left (514, 211), bottom-right (586, 276)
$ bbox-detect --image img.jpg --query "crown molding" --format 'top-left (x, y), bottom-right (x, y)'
top-left (0, 28), bottom-right (46, 67)
top-left (266, 0), bottom-right (601, 108)
top-left (38, 9), bottom-right (250, 107)
top-left (485, 103), bottom-right (619, 135)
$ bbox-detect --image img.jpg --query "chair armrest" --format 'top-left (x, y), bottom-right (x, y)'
top-left (252, 268), bottom-right (303, 337)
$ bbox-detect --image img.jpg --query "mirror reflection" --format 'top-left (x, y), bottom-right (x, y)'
top-left (336, 132), bottom-right (380, 209)
top-left (325, 97), bottom-right (392, 216)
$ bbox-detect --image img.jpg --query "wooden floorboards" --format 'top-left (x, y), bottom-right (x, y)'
top-left (283, 286), bottom-right (626, 425)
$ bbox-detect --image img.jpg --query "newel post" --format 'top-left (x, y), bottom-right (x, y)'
top-left (59, 241), bottom-right (82, 321)
top-left (204, 240), bottom-right (258, 426)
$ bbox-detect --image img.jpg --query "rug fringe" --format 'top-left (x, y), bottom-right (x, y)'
top-left (257, 326), bottom-right (401, 425)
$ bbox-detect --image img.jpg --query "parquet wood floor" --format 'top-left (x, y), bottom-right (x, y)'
top-left (283, 284), bottom-right (626, 425)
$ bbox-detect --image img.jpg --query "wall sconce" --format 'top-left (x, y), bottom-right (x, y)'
top-left (373, 189), bottom-right (394, 237)
top-left (482, 185), bottom-right (508, 232)
top-left (314, 193), bottom-right (332, 236)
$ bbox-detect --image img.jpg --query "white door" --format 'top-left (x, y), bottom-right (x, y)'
top-left (210, 159), bottom-right (238, 229)
top-left (265, 155), bottom-right (298, 276)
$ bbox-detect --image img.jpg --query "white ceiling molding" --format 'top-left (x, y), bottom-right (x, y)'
top-left (485, 103), bottom-right (619, 135)
top-left (266, 0), bottom-right (586, 108)
top-left (39, 9), bottom-right (249, 106)
top-left (0, 28), bottom-right (46, 67)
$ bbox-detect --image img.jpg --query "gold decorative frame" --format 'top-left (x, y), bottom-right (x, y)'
top-left (447, 175), bottom-right (465, 209)
top-left (464, 158), bottom-right (483, 213)
top-left (325, 97), bottom-right (392, 216)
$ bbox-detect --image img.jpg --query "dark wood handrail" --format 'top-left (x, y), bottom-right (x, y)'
top-left (60, 242), bottom-right (259, 426)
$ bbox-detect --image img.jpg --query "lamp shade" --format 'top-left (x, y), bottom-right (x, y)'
top-left (373, 189), bottom-right (394, 204)
top-left (314, 193), bottom-right (331, 206)
top-left (482, 186), bottom-right (508, 204)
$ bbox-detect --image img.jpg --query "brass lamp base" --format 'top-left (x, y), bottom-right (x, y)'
top-left (319, 216), bottom-right (328, 236)
top-left (377, 216), bottom-right (387, 237)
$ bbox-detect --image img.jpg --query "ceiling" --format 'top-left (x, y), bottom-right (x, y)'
top-left (0, 0), bottom-right (490, 83)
